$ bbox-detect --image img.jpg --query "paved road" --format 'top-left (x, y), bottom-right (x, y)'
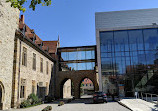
top-left (5, 99), bottom-right (130, 111)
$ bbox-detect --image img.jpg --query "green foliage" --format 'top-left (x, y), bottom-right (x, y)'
top-left (6, 0), bottom-right (51, 12)
top-left (20, 93), bottom-right (42, 108)
top-left (80, 83), bottom-right (84, 87)
top-left (58, 101), bottom-right (64, 106)
top-left (42, 106), bottom-right (52, 111)
top-left (20, 100), bottom-right (31, 108)
top-left (28, 93), bottom-right (41, 105)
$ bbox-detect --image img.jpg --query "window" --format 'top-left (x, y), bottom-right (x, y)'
top-left (46, 61), bottom-right (48, 74)
top-left (20, 86), bottom-right (25, 98)
top-left (32, 53), bottom-right (36, 70)
top-left (40, 58), bottom-right (43, 72)
top-left (39, 82), bottom-right (43, 87)
top-left (20, 79), bottom-right (26, 98)
top-left (22, 47), bottom-right (27, 66)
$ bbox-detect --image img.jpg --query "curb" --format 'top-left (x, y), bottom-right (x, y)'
top-left (117, 101), bottom-right (132, 111)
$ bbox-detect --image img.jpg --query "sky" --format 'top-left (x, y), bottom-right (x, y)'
top-left (21, 0), bottom-right (158, 47)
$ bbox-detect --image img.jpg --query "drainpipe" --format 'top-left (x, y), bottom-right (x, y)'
top-left (17, 39), bottom-right (22, 107)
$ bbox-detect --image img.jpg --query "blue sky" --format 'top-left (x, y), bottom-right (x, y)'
top-left (21, 0), bottom-right (158, 47)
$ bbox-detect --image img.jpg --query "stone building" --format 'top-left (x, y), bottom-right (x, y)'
top-left (81, 78), bottom-right (94, 95)
top-left (11, 15), bottom-right (59, 108)
top-left (0, 0), bottom-right (20, 109)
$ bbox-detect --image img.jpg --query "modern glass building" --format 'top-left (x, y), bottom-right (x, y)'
top-left (96, 8), bottom-right (158, 97)
top-left (57, 46), bottom-right (96, 71)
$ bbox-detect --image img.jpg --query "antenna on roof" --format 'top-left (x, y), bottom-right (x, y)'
top-left (58, 35), bottom-right (60, 42)
top-left (58, 35), bottom-right (60, 47)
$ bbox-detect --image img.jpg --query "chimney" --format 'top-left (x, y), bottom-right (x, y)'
top-left (21, 15), bottom-right (24, 24)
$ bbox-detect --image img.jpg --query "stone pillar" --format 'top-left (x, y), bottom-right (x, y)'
top-left (94, 78), bottom-right (99, 91)
top-left (11, 38), bottom-right (21, 108)
top-left (74, 82), bottom-right (80, 99)
top-left (0, 0), bottom-right (20, 109)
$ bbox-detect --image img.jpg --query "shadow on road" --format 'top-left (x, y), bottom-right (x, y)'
top-left (57, 98), bottom-right (116, 104)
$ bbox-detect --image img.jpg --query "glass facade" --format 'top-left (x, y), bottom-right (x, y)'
top-left (58, 46), bottom-right (96, 71)
top-left (100, 28), bottom-right (158, 97)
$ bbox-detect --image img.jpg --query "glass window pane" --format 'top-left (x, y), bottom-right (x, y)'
top-left (100, 31), bottom-right (114, 52)
top-left (77, 63), bottom-right (86, 70)
top-left (114, 30), bottom-right (129, 51)
top-left (77, 51), bottom-right (85, 60)
top-left (128, 29), bottom-right (144, 51)
top-left (143, 28), bottom-right (158, 50)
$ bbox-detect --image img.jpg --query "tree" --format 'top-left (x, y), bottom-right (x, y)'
top-left (6, 0), bottom-right (51, 12)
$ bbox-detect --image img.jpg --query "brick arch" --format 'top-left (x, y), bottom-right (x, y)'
top-left (55, 70), bottom-right (99, 99)
top-left (78, 77), bottom-right (95, 97)
top-left (59, 78), bottom-right (74, 99)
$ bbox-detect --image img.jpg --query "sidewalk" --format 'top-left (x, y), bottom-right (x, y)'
top-left (118, 99), bottom-right (158, 111)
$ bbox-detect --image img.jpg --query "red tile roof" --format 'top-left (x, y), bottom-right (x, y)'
top-left (19, 15), bottom-right (59, 59)
top-left (82, 78), bottom-right (93, 84)
top-left (43, 41), bottom-right (58, 54)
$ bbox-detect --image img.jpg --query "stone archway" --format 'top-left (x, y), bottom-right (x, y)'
top-left (74, 75), bottom-right (99, 99)
top-left (0, 82), bottom-right (4, 110)
top-left (55, 70), bottom-right (99, 99)
top-left (60, 78), bottom-right (74, 99)
top-left (79, 77), bottom-right (95, 98)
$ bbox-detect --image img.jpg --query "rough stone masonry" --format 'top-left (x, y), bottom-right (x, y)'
top-left (0, 0), bottom-right (19, 109)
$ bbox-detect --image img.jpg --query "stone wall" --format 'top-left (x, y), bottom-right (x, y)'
top-left (0, 0), bottom-right (19, 109)
top-left (12, 37), bottom-right (54, 107)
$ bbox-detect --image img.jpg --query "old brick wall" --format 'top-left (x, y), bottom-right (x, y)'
top-left (0, 0), bottom-right (19, 109)
top-left (55, 70), bottom-right (99, 99)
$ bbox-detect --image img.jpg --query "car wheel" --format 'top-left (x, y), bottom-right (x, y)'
top-left (104, 100), bottom-right (107, 103)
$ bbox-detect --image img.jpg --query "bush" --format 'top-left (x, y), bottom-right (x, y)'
top-left (42, 106), bottom-right (52, 111)
top-left (20, 93), bottom-right (42, 108)
top-left (58, 101), bottom-right (64, 106)
top-left (20, 100), bottom-right (31, 108)
top-left (28, 93), bottom-right (41, 105)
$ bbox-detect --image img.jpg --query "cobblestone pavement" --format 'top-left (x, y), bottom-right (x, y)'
top-left (5, 99), bottom-right (129, 111)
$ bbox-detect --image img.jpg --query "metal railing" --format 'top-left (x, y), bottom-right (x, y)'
top-left (140, 92), bottom-right (158, 104)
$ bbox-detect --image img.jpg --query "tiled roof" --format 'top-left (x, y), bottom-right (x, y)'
top-left (42, 46), bottom-right (49, 51)
top-left (19, 15), bottom-right (59, 59)
top-left (82, 78), bottom-right (93, 84)
top-left (43, 41), bottom-right (58, 54)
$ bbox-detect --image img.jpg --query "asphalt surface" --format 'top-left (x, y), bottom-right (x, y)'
top-left (5, 99), bottom-right (130, 111)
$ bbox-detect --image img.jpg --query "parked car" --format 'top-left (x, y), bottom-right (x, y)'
top-left (93, 91), bottom-right (107, 103)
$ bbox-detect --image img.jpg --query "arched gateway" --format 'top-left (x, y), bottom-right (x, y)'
top-left (55, 45), bottom-right (99, 99)
top-left (55, 70), bottom-right (99, 99)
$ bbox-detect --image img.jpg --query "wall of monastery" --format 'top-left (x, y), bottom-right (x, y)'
top-left (12, 38), bottom-right (54, 107)
top-left (0, 0), bottom-right (19, 109)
